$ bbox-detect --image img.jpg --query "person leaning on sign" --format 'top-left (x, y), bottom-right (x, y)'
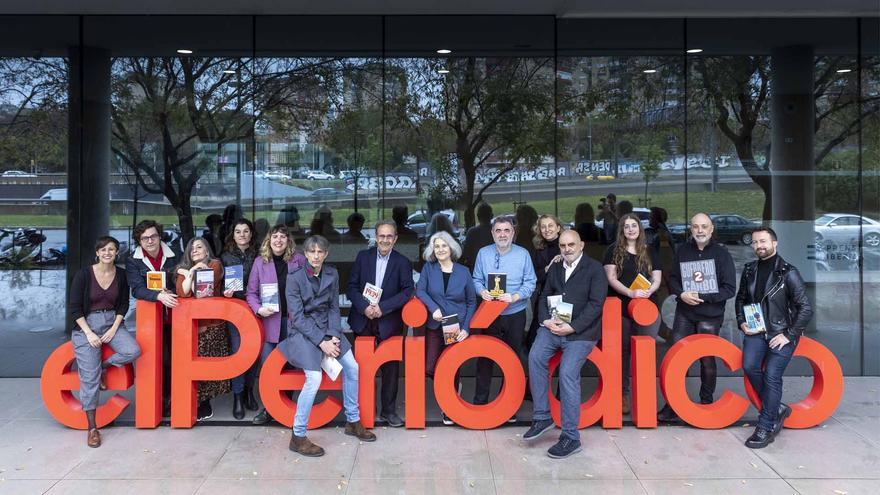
top-left (735, 226), bottom-right (812, 449)
top-left (658, 212), bottom-right (737, 423)
top-left (523, 229), bottom-right (606, 459)
top-left (281, 235), bottom-right (376, 457)
top-left (472, 215), bottom-right (536, 414)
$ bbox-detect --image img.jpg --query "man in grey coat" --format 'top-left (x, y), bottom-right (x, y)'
top-left (280, 235), bottom-right (377, 457)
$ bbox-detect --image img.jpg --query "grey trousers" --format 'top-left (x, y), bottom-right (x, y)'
top-left (72, 310), bottom-right (141, 411)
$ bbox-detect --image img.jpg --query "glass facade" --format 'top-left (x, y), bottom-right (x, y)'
top-left (0, 16), bottom-right (877, 377)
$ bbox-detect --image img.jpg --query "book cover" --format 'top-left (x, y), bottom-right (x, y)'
top-left (487, 272), bottom-right (507, 299)
top-left (321, 355), bottom-right (342, 381)
top-left (363, 282), bottom-right (383, 305)
top-left (224, 264), bottom-right (244, 292)
top-left (260, 283), bottom-right (280, 312)
top-left (679, 260), bottom-right (719, 294)
top-left (146, 271), bottom-right (165, 291)
top-left (195, 269), bottom-right (214, 298)
top-left (744, 303), bottom-right (767, 335)
top-left (554, 301), bottom-right (574, 323)
top-left (441, 314), bottom-right (460, 345)
top-left (628, 273), bottom-right (652, 291)
top-left (546, 294), bottom-right (562, 310)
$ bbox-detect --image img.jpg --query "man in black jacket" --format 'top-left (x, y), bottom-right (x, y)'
top-left (735, 227), bottom-right (812, 448)
top-left (522, 229), bottom-right (606, 459)
top-left (659, 213), bottom-right (737, 422)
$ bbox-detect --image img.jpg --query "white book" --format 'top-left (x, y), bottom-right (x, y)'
top-left (321, 355), bottom-right (342, 381)
top-left (363, 283), bottom-right (382, 305)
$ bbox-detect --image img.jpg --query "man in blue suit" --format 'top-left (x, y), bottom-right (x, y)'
top-left (347, 220), bottom-right (415, 427)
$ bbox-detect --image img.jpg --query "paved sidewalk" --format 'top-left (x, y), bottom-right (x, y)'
top-left (0, 377), bottom-right (877, 494)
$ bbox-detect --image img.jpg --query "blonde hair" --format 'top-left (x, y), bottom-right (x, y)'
top-left (259, 225), bottom-right (295, 262)
top-left (532, 214), bottom-right (563, 250)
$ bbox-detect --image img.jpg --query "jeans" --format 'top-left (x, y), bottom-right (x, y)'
top-left (72, 311), bottom-right (141, 411)
top-left (671, 312), bottom-right (723, 402)
top-left (473, 310), bottom-right (526, 405)
top-left (227, 322), bottom-right (256, 394)
top-left (528, 328), bottom-right (596, 441)
top-left (742, 333), bottom-right (795, 431)
top-left (292, 350), bottom-right (360, 437)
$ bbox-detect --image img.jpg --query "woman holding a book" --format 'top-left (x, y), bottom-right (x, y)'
top-left (174, 236), bottom-right (230, 421)
top-left (220, 218), bottom-right (259, 420)
top-left (245, 224), bottom-right (306, 425)
top-left (603, 213), bottom-right (662, 415)
top-left (416, 231), bottom-right (476, 425)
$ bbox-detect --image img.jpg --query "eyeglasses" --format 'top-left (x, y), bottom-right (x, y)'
top-left (141, 234), bottom-right (160, 242)
top-left (494, 252), bottom-right (501, 270)
top-left (376, 235), bottom-right (396, 241)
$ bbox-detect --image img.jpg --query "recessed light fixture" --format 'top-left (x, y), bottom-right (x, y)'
top-left (436, 49), bottom-right (452, 54)
top-left (176, 49), bottom-right (193, 55)
top-left (836, 68), bottom-right (852, 73)
top-left (223, 69), bottom-right (236, 74)
top-left (686, 48), bottom-right (703, 54)
top-left (437, 69), bottom-right (450, 74)
top-left (643, 69), bottom-right (657, 74)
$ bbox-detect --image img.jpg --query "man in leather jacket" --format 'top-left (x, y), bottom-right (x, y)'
top-left (735, 226), bottom-right (812, 449)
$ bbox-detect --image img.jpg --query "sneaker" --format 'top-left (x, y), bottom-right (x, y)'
top-left (345, 421), bottom-right (377, 442)
top-left (547, 437), bottom-right (582, 459)
top-left (441, 412), bottom-right (454, 426)
top-left (289, 434), bottom-right (325, 457)
top-left (252, 408), bottom-right (270, 425)
top-left (197, 401), bottom-right (213, 421)
top-left (523, 419), bottom-right (555, 441)
top-left (771, 404), bottom-right (792, 439)
top-left (745, 427), bottom-right (774, 449)
top-left (379, 411), bottom-right (404, 428)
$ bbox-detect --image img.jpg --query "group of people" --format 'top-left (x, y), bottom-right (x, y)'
top-left (69, 201), bottom-right (811, 459)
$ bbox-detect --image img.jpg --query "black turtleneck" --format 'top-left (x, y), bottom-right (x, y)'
top-left (754, 254), bottom-right (777, 302)
top-left (273, 254), bottom-right (288, 317)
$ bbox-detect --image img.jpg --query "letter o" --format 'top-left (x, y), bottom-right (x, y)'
top-left (258, 348), bottom-right (342, 429)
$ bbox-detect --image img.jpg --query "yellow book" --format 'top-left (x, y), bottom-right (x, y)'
top-left (628, 273), bottom-right (652, 291)
top-left (146, 271), bottom-right (165, 291)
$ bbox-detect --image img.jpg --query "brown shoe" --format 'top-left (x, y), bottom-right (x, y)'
top-left (622, 394), bottom-right (632, 415)
top-left (289, 434), bottom-right (324, 457)
top-left (87, 428), bottom-right (101, 448)
top-left (345, 421), bottom-right (376, 442)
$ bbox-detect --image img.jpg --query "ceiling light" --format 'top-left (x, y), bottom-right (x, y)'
top-left (436, 49), bottom-right (452, 54)
top-left (643, 69), bottom-right (657, 74)
top-left (836, 69), bottom-right (852, 73)
top-left (686, 48), bottom-right (703, 54)
top-left (176, 49), bottom-right (193, 55)
top-left (437, 69), bottom-right (450, 74)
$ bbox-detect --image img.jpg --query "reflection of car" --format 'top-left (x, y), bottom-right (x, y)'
top-left (815, 214), bottom-right (880, 249)
top-left (310, 187), bottom-right (339, 198)
top-left (338, 170), bottom-right (356, 180)
top-left (306, 170), bottom-right (335, 180)
top-left (39, 188), bottom-right (67, 201)
top-left (407, 209), bottom-right (461, 238)
top-left (263, 171), bottom-right (291, 181)
top-left (711, 214), bottom-right (759, 245)
top-left (2, 170), bottom-right (37, 178)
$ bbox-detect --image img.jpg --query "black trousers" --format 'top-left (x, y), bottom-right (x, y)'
top-left (472, 309), bottom-right (526, 405)
top-left (671, 312), bottom-right (724, 402)
top-left (363, 320), bottom-right (400, 415)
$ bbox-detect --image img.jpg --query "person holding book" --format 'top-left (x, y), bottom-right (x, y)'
top-left (125, 219), bottom-right (179, 416)
top-left (70, 236), bottom-right (141, 447)
top-left (245, 224), bottom-right (307, 425)
top-left (220, 218), bottom-right (259, 420)
top-left (658, 212), bottom-right (736, 423)
top-left (282, 235), bottom-right (377, 457)
top-left (346, 220), bottom-right (415, 427)
top-left (472, 215), bottom-right (536, 411)
top-left (415, 231), bottom-right (476, 425)
top-left (523, 229), bottom-right (606, 458)
top-left (174, 237), bottom-right (230, 421)
top-left (735, 227), bottom-right (812, 448)
top-left (603, 213), bottom-right (662, 415)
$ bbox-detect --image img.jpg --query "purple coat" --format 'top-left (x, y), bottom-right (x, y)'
top-left (246, 252), bottom-right (307, 343)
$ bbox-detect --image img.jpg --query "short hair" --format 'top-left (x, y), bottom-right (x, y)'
top-left (422, 231), bottom-right (463, 262)
top-left (133, 219), bottom-right (162, 243)
top-left (491, 215), bottom-right (515, 231)
top-left (94, 235), bottom-right (120, 252)
top-left (606, 193), bottom-right (617, 201)
top-left (375, 219), bottom-right (397, 234)
top-left (206, 214), bottom-right (223, 228)
top-left (751, 226), bottom-right (778, 241)
top-left (476, 202), bottom-right (494, 223)
top-left (392, 205), bottom-right (408, 224)
top-left (303, 235), bottom-right (330, 252)
top-left (347, 212), bottom-right (365, 227)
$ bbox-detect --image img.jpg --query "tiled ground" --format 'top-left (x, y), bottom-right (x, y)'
top-left (0, 377), bottom-right (877, 494)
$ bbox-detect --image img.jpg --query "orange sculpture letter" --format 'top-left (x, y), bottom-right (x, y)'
top-left (258, 347), bottom-right (342, 428)
top-left (355, 336), bottom-right (403, 428)
top-left (135, 300), bottom-right (163, 428)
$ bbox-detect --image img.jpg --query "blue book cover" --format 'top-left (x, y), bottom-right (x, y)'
top-left (224, 265), bottom-right (244, 292)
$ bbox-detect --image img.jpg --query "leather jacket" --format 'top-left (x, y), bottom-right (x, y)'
top-left (735, 254), bottom-right (813, 342)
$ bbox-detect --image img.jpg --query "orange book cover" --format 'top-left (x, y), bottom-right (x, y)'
top-left (146, 271), bottom-right (165, 291)
top-left (628, 273), bottom-right (652, 291)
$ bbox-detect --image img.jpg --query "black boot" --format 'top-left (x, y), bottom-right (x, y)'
top-left (658, 403), bottom-right (679, 423)
top-left (244, 386), bottom-right (259, 411)
top-left (253, 408), bottom-right (270, 425)
top-left (233, 392), bottom-right (245, 420)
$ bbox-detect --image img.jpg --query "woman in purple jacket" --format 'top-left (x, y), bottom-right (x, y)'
top-left (246, 224), bottom-right (306, 425)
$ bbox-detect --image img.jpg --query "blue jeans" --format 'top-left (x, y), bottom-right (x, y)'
top-left (227, 322), bottom-right (256, 394)
top-left (528, 328), bottom-right (596, 441)
top-left (292, 350), bottom-right (360, 437)
top-left (742, 333), bottom-right (795, 431)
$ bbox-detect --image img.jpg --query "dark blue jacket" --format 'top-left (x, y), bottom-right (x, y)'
top-left (125, 243), bottom-right (177, 301)
top-left (416, 261), bottom-right (477, 332)
top-left (346, 247), bottom-right (414, 341)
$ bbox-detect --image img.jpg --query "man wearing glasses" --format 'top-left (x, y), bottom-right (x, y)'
top-left (472, 215), bottom-right (537, 412)
top-left (347, 220), bottom-right (414, 427)
top-left (125, 219), bottom-right (179, 416)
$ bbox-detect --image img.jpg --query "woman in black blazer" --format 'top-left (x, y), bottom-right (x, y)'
top-left (68, 236), bottom-right (141, 448)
